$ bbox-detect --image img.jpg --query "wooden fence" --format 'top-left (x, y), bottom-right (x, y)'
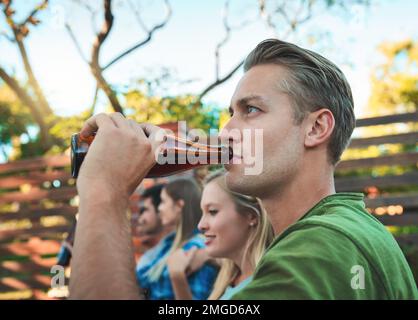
top-left (335, 111), bottom-right (418, 247)
top-left (0, 155), bottom-right (75, 299)
top-left (0, 113), bottom-right (417, 299)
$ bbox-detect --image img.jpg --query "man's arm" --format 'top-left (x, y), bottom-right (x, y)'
top-left (69, 113), bottom-right (164, 299)
top-left (70, 189), bottom-right (140, 299)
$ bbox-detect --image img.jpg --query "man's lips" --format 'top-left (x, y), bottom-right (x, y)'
top-left (229, 153), bottom-right (243, 164)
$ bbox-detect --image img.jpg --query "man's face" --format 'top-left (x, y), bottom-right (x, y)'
top-left (221, 64), bottom-right (305, 198)
top-left (138, 197), bottom-right (162, 235)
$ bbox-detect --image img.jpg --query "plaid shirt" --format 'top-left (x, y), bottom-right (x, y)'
top-left (136, 231), bottom-right (218, 300)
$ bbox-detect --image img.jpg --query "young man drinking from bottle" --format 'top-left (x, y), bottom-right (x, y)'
top-left (69, 39), bottom-right (417, 299)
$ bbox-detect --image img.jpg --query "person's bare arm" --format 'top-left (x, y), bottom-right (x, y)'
top-left (169, 271), bottom-right (194, 300)
top-left (70, 188), bottom-right (140, 299)
top-left (186, 248), bottom-right (221, 275)
top-left (69, 113), bottom-right (164, 299)
top-left (167, 248), bottom-right (197, 300)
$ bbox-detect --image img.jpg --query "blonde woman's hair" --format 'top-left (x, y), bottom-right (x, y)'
top-left (205, 169), bottom-right (274, 300)
top-left (146, 178), bottom-right (202, 282)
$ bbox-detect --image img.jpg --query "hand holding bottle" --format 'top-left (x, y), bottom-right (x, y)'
top-left (76, 112), bottom-right (165, 201)
top-left (71, 117), bottom-right (232, 180)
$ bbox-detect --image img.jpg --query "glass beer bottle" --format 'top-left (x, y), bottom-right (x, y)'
top-left (70, 132), bottom-right (232, 179)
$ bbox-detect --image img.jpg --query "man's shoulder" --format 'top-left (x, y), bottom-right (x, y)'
top-left (237, 206), bottom-right (418, 299)
top-left (282, 197), bottom-right (397, 249)
top-left (265, 203), bottom-right (406, 277)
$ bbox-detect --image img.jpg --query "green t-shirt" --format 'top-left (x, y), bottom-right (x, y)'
top-left (232, 193), bottom-right (418, 300)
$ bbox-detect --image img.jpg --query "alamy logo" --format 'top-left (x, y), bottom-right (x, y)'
top-left (50, 265), bottom-right (65, 288)
top-left (350, 265), bottom-right (365, 290)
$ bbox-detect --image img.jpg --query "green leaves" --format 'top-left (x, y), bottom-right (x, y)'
top-left (368, 39), bottom-right (418, 117)
top-left (124, 83), bottom-right (222, 132)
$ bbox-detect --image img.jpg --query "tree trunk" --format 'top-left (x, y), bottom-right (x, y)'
top-left (90, 62), bottom-right (124, 114)
top-left (12, 27), bottom-right (54, 118)
top-left (88, 0), bottom-right (124, 115)
top-left (0, 67), bottom-right (52, 151)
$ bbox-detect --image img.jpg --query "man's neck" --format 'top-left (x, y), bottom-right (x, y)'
top-left (262, 163), bottom-right (336, 236)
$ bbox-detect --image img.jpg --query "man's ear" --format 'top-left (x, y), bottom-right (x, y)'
top-left (304, 108), bottom-right (335, 148)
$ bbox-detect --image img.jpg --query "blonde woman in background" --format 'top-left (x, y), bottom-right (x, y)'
top-left (167, 169), bottom-right (274, 299)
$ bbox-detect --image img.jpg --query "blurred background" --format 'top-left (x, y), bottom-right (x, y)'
top-left (0, 0), bottom-right (417, 299)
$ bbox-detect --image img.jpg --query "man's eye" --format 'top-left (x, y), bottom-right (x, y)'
top-left (246, 105), bottom-right (260, 114)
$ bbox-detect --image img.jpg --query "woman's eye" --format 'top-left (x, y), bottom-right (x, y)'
top-left (246, 105), bottom-right (260, 114)
top-left (208, 209), bottom-right (218, 215)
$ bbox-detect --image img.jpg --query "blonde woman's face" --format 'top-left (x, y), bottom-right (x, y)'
top-left (198, 180), bottom-right (254, 260)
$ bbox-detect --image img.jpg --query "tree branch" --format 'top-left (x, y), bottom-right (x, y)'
top-left (73, 0), bottom-right (99, 33)
top-left (198, 59), bottom-right (244, 102)
top-left (66, 0), bottom-right (172, 114)
top-left (1, 1), bottom-right (54, 118)
top-left (19, 0), bottom-right (48, 27)
top-left (91, 0), bottom-right (114, 68)
top-left (0, 30), bottom-right (14, 42)
top-left (65, 22), bottom-right (88, 63)
top-left (0, 66), bottom-right (51, 150)
top-left (259, 0), bottom-right (281, 37)
top-left (293, 0), bottom-right (315, 27)
top-left (89, 85), bottom-right (99, 117)
top-left (127, 0), bottom-right (149, 33)
top-left (1, 0), bottom-right (14, 23)
top-left (88, 0), bottom-right (124, 114)
top-left (197, 0), bottom-right (254, 103)
top-left (102, 0), bottom-right (172, 71)
top-left (258, 0), bottom-right (319, 39)
top-left (10, 26), bottom-right (54, 117)
top-left (214, 0), bottom-right (232, 80)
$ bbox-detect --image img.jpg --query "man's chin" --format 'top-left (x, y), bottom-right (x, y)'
top-left (224, 168), bottom-right (256, 196)
top-left (223, 164), bottom-right (241, 182)
top-left (223, 162), bottom-right (246, 173)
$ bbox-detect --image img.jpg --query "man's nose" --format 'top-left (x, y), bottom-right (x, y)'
top-left (219, 119), bottom-right (242, 146)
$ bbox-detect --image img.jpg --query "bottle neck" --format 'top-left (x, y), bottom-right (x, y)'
top-left (159, 135), bottom-right (230, 165)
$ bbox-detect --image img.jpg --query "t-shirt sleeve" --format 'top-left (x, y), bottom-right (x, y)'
top-left (231, 224), bottom-right (383, 300)
top-left (188, 264), bottom-right (218, 300)
top-left (182, 234), bottom-right (205, 251)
